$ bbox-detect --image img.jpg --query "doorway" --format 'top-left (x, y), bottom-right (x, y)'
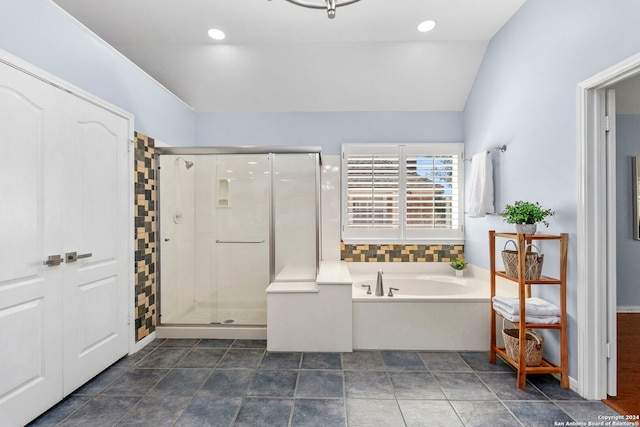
top-left (578, 51), bottom-right (640, 406)
top-left (606, 74), bottom-right (640, 415)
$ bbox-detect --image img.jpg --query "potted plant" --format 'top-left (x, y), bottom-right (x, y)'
top-left (450, 257), bottom-right (468, 277)
top-left (501, 200), bottom-right (555, 235)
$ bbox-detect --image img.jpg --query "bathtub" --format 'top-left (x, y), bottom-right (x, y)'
top-left (350, 264), bottom-right (491, 351)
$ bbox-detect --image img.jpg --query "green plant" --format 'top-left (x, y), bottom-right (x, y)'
top-left (501, 201), bottom-right (555, 227)
top-left (450, 257), bottom-right (467, 270)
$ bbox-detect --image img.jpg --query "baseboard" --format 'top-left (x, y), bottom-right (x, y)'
top-left (131, 331), bottom-right (156, 354)
top-left (617, 306), bottom-right (640, 313)
top-left (569, 375), bottom-right (579, 393)
top-left (551, 373), bottom-right (579, 394)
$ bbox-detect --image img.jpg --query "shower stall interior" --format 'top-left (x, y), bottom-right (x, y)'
top-left (157, 147), bottom-right (320, 328)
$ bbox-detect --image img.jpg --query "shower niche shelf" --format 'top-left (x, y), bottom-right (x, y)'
top-left (217, 178), bottom-right (230, 207)
top-left (488, 230), bottom-right (569, 389)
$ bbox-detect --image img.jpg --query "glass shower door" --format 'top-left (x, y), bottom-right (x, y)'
top-left (214, 154), bottom-right (270, 325)
top-left (158, 155), bottom-right (198, 324)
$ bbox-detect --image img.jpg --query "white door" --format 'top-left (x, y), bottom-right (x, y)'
top-left (0, 60), bottom-right (65, 427)
top-left (0, 55), bottom-right (131, 425)
top-left (61, 94), bottom-right (131, 394)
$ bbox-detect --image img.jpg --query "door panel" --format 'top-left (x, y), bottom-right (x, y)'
top-left (63, 97), bottom-right (130, 394)
top-left (0, 62), bottom-right (64, 427)
top-left (158, 155), bottom-right (197, 324)
top-left (215, 155), bottom-right (270, 325)
top-left (78, 277), bottom-right (118, 354)
top-left (0, 86), bottom-right (42, 285)
top-left (0, 299), bottom-right (45, 394)
top-left (78, 122), bottom-right (119, 259)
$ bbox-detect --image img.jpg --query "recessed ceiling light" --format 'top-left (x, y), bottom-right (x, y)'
top-left (207, 28), bottom-right (226, 40)
top-left (417, 20), bottom-right (437, 33)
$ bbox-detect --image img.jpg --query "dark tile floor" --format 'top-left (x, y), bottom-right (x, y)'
top-left (29, 339), bottom-right (620, 427)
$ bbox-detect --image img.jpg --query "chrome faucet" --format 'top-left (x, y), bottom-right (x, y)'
top-left (375, 269), bottom-right (384, 296)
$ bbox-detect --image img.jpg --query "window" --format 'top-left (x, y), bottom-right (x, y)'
top-left (341, 143), bottom-right (464, 243)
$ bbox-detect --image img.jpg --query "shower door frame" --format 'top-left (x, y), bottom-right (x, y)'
top-left (155, 146), bottom-right (322, 328)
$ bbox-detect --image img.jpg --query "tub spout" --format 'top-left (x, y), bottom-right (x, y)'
top-left (375, 269), bottom-right (384, 296)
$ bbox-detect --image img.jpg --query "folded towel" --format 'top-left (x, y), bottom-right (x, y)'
top-left (495, 306), bottom-right (561, 325)
top-left (492, 296), bottom-right (560, 317)
top-left (467, 151), bottom-right (494, 217)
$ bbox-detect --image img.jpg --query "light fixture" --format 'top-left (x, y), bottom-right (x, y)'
top-left (283, 0), bottom-right (361, 19)
top-left (417, 20), bottom-right (437, 33)
top-left (207, 28), bottom-right (226, 40)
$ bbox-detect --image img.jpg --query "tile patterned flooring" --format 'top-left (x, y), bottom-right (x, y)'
top-left (29, 339), bottom-right (621, 427)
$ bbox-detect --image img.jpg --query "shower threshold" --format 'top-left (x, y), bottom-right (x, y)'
top-left (162, 305), bottom-right (266, 325)
top-left (156, 324), bottom-right (267, 340)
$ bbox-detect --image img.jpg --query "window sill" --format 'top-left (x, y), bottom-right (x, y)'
top-left (341, 239), bottom-right (465, 245)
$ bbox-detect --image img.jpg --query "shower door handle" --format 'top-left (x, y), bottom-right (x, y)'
top-left (215, 240), bottom-right (265, 244)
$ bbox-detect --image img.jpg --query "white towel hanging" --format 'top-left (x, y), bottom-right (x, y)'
top-left (467, 151), bottom-right (494, 217)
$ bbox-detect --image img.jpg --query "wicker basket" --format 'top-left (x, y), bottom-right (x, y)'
top-left (502, 328), bottom-right (544, 366)
top-left (502, 240), bottom-right (544, 280)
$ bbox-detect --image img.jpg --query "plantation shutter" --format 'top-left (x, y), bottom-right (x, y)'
top-left (405, 144), bottom-right (463, 239)
top-left (343, 145), bottom-right (401, 240)
top-left (342, 143), bottom-right (464, 243)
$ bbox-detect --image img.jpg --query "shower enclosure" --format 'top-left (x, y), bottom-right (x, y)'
top-left (156, 147), bottom-right (320, 328)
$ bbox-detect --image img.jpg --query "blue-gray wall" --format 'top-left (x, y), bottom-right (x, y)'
top-left (464, 0), bottom-right (640, 379)
top-left (0, 0), bottom-right (195, 145)
top-left (616, 114), bottom-right (640, 308)
top-left (195, 112), bottom-right (463, 155)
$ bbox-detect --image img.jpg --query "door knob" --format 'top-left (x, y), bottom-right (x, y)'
top-left (65, 252), bottom-right (93, 263)
top-left (43, 255), bottom-right (63, 267)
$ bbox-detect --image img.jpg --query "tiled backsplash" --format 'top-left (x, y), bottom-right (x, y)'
top-left (134, 132), bottom-right (156, 341)
top-left (341, 242), bottom-right (464, 262)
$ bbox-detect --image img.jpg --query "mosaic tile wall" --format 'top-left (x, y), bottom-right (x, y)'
top-left (134, 132), bottom-right (156, 342)
top-left (341, 243), bottom-right (464, 262)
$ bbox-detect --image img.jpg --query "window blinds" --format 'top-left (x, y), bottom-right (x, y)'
top-left (342, 144), bottom-right (464, 242)
top-left (345, 153), bottom-right (400, 229)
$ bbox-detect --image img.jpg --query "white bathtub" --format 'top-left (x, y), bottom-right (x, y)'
top-left (350, 265), bottom-right (491, 351)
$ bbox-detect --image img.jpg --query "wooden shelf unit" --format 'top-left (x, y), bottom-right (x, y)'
top-left (489, 230), bottom-right (569, 389)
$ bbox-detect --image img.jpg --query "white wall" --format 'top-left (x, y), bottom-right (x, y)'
top-left (0, 0), bottom-right (195, 145)
top-left (463, 0), bottom-right (640, 380)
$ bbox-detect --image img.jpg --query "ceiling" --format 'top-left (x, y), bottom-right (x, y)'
top-left (51, 0), bottom-right (526, 113)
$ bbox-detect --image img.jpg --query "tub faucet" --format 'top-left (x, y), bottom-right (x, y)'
top-left (375, 269), bottom-right (384, 296)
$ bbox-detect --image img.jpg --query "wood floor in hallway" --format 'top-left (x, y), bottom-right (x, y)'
top-left (604, 313), bottom-right (640, 418)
